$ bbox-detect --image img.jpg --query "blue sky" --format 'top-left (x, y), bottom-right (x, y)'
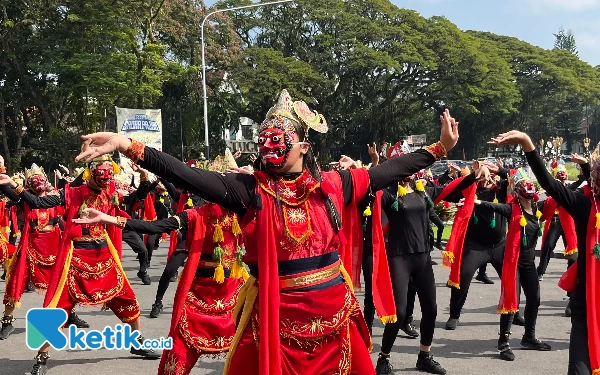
top-left (206, 0), bottom-right (599, 67)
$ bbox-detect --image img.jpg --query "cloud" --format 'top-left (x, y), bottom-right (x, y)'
top-left (526, 0), bottom-right (600, 12)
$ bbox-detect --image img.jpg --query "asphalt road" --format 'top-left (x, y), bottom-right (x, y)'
top-left (0, 241), bottom-right (574, 375)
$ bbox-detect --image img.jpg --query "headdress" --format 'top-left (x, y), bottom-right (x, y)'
top-left (259, 89), bottom-right (328, 137)
top-left (82, 154), bottom-right (120, 181)
top-left (510, 167), bottom-right (532, 189)
top-left (551, 159), bottom-right (567, 178)
top-left (24, 164), bottom-right (46, 181)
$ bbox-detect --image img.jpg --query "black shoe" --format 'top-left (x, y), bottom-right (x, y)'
top-left (434, 241), bottom-right (443, 250)
top-left (170, 271), bottom-right (178, 282)
top-left (401, 320), bottom-right (419, 338)
top-left (498, 342), bottom-right (515, 361)
top-left (431, 260), bottom-right (438, 265)
top-left (521, 336), bottom-right (551, 351)
top-left (25, 283), bottom-right (35, 292)
top-left (513, 314), bottom-right (525, 326)
top-left (149, 302), bottom-right (163, 318)
top-left (31, 352), bottom-right (49, 375)
top-left (416, 354), bottom-right (446, 374)
top-left (0, 315), bottom-right (15, 340)
top-left (375, 354), bottom-right (393, 375)
top-left (445, 317), bottom-right (458, 330)
top-left (137, 271), bottom-right (151, 285)
top-left (130, 346), bottom-right (161, 359)
top-left (565, 300), bottom-right (572, 317)
top-left (475, 273), bottom-right (494, 284)
top-left (1, 271), bottom-right (5, 280)
top-left (67, 312), bottom-right (90, 328)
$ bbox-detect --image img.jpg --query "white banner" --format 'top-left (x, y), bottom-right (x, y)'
top-left (116, 107), bottom-right (163, 151)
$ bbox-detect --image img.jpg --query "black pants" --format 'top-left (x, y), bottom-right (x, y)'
top-left (145, 233), bottom-right (161, 264)
top-left (9, 233), bottom-right (17, 246)
top-left (154, 249), bottom-right (188, 303)
top-left (122, 229), bottom-right (148, 273)
top-left (381, 252), bottom-right (436, 352)
top-left (449, 241), bottom-right (504, 319)
top-left (362, 245), bottom-right (416, 332)
top-left (568, 288), bottom-right (591, 374)
top-left (500, 253), bottom-right (540, 339)
top-left (537, 220), bottom-right (566, 276)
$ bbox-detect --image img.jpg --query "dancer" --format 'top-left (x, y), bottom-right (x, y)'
top-left (74, 89), bottom-right (459, 375)
top-left (491, 131), bottom-right (598, 375)
top-left (375, 161), bottom-right (481, 375)
top-left (0, 165), bottom-right (88, 341)
top-left (0, 155), bottom-right (160, 374)
top-left (74, 199), bottom-right (247, 375)
top-left (471, 168), bottom-right (551, 361)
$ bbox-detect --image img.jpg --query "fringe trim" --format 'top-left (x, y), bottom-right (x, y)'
top-left (447, 280), bottom-right (460, 289)
top-left (380, 315), bottom-right (397, 324)
top-left (7, 297), bottom-right (21, 309)
top-left (442, 250), bottom-right (454, 263)
top-left (497, 308), bottom-right (519, 315)
top-left (591, 368), bottom-right (600, 375)
top-left (563, 247), bottom-right (578, 256)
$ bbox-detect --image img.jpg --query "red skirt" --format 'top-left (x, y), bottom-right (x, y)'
top-left (26, 230), bottom-right (60, 290)
top-left (228, 282), bottom-right (375, 375)
top-left (178, 276), bottom-right (244, 353)
top-left (0, 235), bottom-right (15, 266)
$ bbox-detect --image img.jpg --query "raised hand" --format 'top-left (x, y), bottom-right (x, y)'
top-left (486, 163), bottom-right (500, 174)
top-left (0, 174), bottom-right (16, 187)
top-left (497, 158), bottom-right (504, 168)
top-left (439, 109), bottom-right (459, 152)
top-left (59, 164), bottom-right (70, 174)
top-left (233, 150), bottom-right (242, 160)
top-left (226, 166), bottom-right (254, 175)
top-left (338, 155), bottom-right (357, 170)
top-left (72, 208), bottom-right (109, 224)
top-left (367, 143), bottom-right (379, 166)
top-left (570, 153), bottom-right (588, 165)
top-left (75, 132), bottom-right (131, 163)
top-left (475, 165), bottom-right (491, 181)
top-left (489, 130), bottom-right (535, 152)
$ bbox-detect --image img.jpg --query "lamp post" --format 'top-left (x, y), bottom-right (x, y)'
top-left (201, 0), bottom-right (295, 159)
top-left (583, 135), bottom-right (591, 157)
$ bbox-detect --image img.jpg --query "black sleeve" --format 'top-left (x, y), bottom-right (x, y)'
top-left (498, 167), bottom-right (509, 179)
top-left (57, 178), bottom-right (67, 190)
top-left (381, 188), bottom-right (396, 208)
top-left (138, 147), bottom-right (255, 215)
top-left (125, 211), bottom-right (188, 234)
top-left (70, 173), bottom-right (85, 188)
top-left (477, 201), bottom-right (512, 218)
top-left (160, 178), bottom-right (181, 203)
top-left (568, 175), bottom-right (585, 191)
top-left (123, 180), bottom-right (153, 205)
top-left (582, 163), bottom-right (591, 182)
top-left (429, 210), bottom-right (444, 229)
top-left (526, 151), bottom-right (580, 216)
top-left (436, 170), bottom-right (452, 185)
top-left (368, 149), bottom-right (436, 191)
top-left (18, 189), bottom-right (65, 209)
top-left (497, 179), bottom-right (509, 203)
top-left (0, 184), bottom-right (22, 203)
top-left (337, 170), bottom-right (353, 206)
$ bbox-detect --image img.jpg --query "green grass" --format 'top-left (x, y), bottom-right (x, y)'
top-left (564, 164), bottom-right (580, 180)
top-left (441, 225), bottom-right (452, 241)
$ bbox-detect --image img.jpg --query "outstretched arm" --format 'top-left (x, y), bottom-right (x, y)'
top-left (0, 175), bottom-right (65, 208)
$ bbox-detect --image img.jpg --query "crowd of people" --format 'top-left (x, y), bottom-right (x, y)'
top-left (0, 90), bottom-right (596, 375)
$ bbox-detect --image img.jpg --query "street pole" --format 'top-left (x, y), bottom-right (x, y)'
top-left (201, 0), bottom-right (295, 159)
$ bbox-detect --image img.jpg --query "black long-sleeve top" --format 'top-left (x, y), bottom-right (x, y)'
top-left (138, 146), bottom-right (439, 218)
top-left (477, 200), bottom-right (540, 264)
top-left (125, 211), bottom-right (187, 234)
top-left (526, 150), bottom-right (590, 304)
top-left (429, 209), bottom-right (444, 243)
top-left (381, 173), bottom-right (475, 256)
top-left (0, 180), bottom-right (153, 210)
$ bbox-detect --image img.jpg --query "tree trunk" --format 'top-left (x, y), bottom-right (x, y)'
top-left (0, 91), bottom-right (10, 172)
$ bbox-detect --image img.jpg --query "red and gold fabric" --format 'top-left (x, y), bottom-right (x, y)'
top-left (540, 197), bottom-right (578, 256)
top-left (4, 206), bottom-right (62, 307)
top-left (0, 232), bottom-right (15, 267)
top-left (224, 169), bottom-right (375, 375)
top-left (433, 176), bottom-right (477, 289)
top-left (0, 199), bottom-right (10, 238)
top-left (342, 168), bottom-right (396, 323)
top-left (43, 184), bottom-right (132, 312)
top-left (158, 204), bottom-right (246, 375)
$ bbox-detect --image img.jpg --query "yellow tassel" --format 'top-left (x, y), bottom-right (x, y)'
top-left (186, 198), bottom-right (193, 207)
top-left (555, 210), bottom-right (559, 215)
top-left (159, 197), bottom-right (164, 204)
top-left (415, 180), bottom-right (425, 192)
top-left (363, 206), bottom-right (372, 217)
top-left (497, 308), bottom-right (520, 315)
top-left (214, 263), bottom-right (225, 284)
top-left (397, 184), bottom-right (407, 197)
top-left (563, 247), bottom-right (578, 256)
top-left (447, 280), bottom-right (461, 289)
top-left (520, 216), bottom-right (527, 227)
top-left (536, 210), bottom-right (542, 219)
top-left (596, 213), bottom-right (600, 229)
top-left (493, 198), bottom-right (499, 204)
top-left (474, 194), bottom-right (478, 200)
top-left (231, 261), bottom-right (243, 279)
top-left (442, 250), bottom-right (455, 264)
top-left (232, 217), bottom-right (242, 236)
top-left (380, 315), bottom-right (397, 324)
top-left (82, 168), bottom-right (91, 181)
top-left (241, 267), bottom-right (250, 281)
top-left (213, 224), bottom-right (224, 243)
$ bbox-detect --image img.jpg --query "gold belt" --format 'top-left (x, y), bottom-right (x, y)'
top-left (198, 260), bottom-right (231, 269)
top-left (72, 236), bottom-right (105, 242)
top-left (279, 260), bottom-right (341, 290)
top-left (33, 225), bottom-right (56, 232)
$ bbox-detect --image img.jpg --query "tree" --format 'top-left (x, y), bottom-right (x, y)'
top-left (554, 26), bottom-right (578, 56)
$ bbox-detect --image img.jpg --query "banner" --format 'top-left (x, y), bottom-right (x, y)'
top-left (116, 107), bottom-right (163, 151)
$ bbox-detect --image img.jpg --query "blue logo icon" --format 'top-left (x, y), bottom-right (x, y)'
top-left (26, 308), bottom-right (172, 351)
top-left (26, 308), bottom-right (68, 350)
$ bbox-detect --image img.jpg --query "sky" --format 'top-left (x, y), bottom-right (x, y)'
top-left (206, 0), bottom-right (600, 67)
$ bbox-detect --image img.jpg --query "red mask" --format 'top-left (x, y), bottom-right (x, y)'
top-left (257, 127), bottom-right (293, 170)
top-left (29, 175), bottom-right (48, 194)
top-left (515, 180), bottom-right (536, 199)
top-left (92, 164), bottom-right (114, 188)
top-left (556, 171), bottom-right (568, 181)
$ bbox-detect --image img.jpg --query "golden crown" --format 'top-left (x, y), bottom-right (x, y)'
top-left (24, 163), bottom-right (46, 181)
top-left (260, 89), bottom-right (328, 136)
